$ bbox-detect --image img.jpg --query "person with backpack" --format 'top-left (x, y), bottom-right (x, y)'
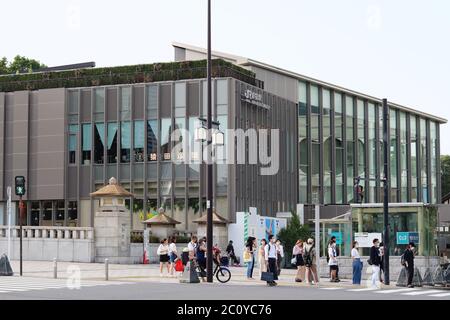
top-left (402, 242), bottom-right (416, 288)
top-left (304, 238), bottom-right (319, 284)
top-left (369, 238), bottom-right (382, 288)
top-left (351, 241), bottom-right (363, 285)
top-left (196, 238), bottom-right (207, 277)
top-left (264, 235), bottom-right (278, 286)
top-left (292, 239), bottom-right (305, 282)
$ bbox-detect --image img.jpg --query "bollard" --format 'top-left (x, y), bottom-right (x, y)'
top-left (53, 258), bottom-right (57, 279)
top-left (105, 258), bottom-right (109, 281)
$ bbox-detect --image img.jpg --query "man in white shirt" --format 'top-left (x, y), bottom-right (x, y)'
top-left (264, 235), bottom-right (278, 286)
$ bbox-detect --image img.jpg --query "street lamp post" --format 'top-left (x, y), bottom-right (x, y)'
top-left (206, 0), bottom-right (214, 284)
top-left (382, 98), bottom-right (390, 285)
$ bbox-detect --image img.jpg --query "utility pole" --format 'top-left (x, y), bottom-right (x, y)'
top-left (382, 98), bottom-right (390, 285)
top-left (206, 0), bottom-right (214, 283)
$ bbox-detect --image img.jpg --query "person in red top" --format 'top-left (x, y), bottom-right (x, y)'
top-left (212, 244), bottom-right (222, 266)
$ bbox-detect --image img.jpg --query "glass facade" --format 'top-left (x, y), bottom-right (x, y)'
top-left (296, 80), bottom-right (441, 206)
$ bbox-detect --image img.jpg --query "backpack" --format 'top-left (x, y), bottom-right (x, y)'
top-left (304, 247), bottom-right (313, 267)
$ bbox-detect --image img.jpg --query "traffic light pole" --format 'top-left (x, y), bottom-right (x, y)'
top-left (382, 98), bottom-right (390, 285)
top-left (19, 195), bottom-right (24, 276)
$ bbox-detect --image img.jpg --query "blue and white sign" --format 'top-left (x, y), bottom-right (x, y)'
top-left (396, 232), bottom-right (420, 245)
top-left (331, 232), bottom-right (343, 245)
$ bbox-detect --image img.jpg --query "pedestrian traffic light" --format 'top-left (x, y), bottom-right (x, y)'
top-left (15, 176), bottom-right (26, 196)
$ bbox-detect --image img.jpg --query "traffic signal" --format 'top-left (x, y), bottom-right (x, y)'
top-left (15, 176), bottom-right (26, 196)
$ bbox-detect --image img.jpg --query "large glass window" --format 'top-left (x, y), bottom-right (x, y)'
top-left (30, 202), bottom-right (40, 226)
top-left (311, 85), bottom-right (320, 203)
top-left (82, 123), bottom-right (91, 164)
top-left (357, 100), bottom-right (365, 181)
top-left (323, 89), bottom-right (332, 204)
top-left (147, 120), bottom-right (158, 161)
top-left (55, 200), bottom-right (65, 226)
top-left (346, 96), bottom-right (355, 203)
top-left (175, 82), bottom-right (186, 118)
top-left (298, 82), bottom-right (308, 203)
top-left (174, 118), bottom-right (186, 162)
top-left (94, 89), bottom-right (104, 122)
top-left (121, 87), bottom-right (131, 120)
top-left (42, 201), bottom-right (52, 227)
top-left (68, 124), bottom-right (78, 164)
top-left (161, 118), bottom-right (171, 161)
top-left (107, 122), bottom-right (118, 163)
top-left (390, 109), bottom-right (398, 202)
top-left (335, 92), bottom-right (344, 203)
top-left (399, 112), bottom-right (408, 201)
top-left (420, 118), bottom-right (428, 202)
top-left (368, 103), bottom-right (376, 202)
top-left (431, 122), bottom-right (438, 204)
top-left (94, 122), bottom-right (105, 164)
top-left (134, 121), bottom-right (144, 162)
top-left (68, 201), bottom-right (77, 227)
top-left (121, 121), bottom-right (131, 163)
top-left (147, 85), bottom-right (158, 118)
top-left (410, 116), bottom-right (418, 202)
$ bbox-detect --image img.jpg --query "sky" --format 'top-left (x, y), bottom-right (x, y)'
top-left (1, 0), bottom-right (450, 153)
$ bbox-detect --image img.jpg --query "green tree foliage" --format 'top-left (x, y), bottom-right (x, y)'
top-left (0, 55), bottom-right (47, 75)
top-left (277, 212), bottom-right (313, 268)
top-left (441, 155), bottom-right (450, 198)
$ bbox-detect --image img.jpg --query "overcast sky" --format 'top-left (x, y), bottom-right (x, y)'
top-left (2, 0), bottom-right (449, 153)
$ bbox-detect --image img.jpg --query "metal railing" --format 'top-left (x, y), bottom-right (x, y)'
top-left (0, 226), bottom-right (94, 240)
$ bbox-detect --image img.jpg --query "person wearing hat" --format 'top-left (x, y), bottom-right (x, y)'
top-left (403, 242), bottom-right (416, 288)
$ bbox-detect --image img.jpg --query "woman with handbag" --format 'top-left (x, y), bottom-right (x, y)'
top-left (157, 238), bottom-right (170, 277)
top-left (258, 239), bottom-right (268, 277)
top-left (244, 237), bottom-right (257, 279)
top-left (292, 239), bottom-right (305, 282)
top-left (351, 241), bottom-right (363, 285)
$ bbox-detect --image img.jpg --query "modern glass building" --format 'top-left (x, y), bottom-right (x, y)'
top-left (0, 59), bottom-right (297, 232)
top-left (174, 43), bottom-right (447, 215)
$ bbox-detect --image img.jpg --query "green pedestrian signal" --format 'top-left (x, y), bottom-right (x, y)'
top-left (15, 176), bottom-right (26, 196)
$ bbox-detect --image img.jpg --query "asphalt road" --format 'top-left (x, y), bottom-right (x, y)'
top-left (0, 277), bottom-right (449, 300)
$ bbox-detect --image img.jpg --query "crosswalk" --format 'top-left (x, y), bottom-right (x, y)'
top-left (319, 286), bottom-right (450, 298)
top-left (0, 276), bottom-right (130, 294)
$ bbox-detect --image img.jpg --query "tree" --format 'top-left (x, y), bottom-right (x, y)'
top-left (0, 55), bottom-right (47, 75)
top-left (441, 155), bottom-right (450, 199)
top-left (277, 211), bottom-right (313, 268)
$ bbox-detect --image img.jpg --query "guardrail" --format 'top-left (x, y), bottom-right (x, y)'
top-left (0, 226), bottom-right (94, 240)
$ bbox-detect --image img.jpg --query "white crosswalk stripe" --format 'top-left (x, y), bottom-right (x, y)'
top-left (428, 292), bottom-right (450, 297)
top-left (320, 287), bottom-right (343, 290)
top-left (347, 287), bottom-right (379, 292)
top-left (401, 289), bottom-right (443, 296)
top-left (0, 277), bottom-right (130, 294)
top-left (375, 288), bottom-right (418, 294)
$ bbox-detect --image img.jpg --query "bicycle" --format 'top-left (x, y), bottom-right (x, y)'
top-left (194, 259), bottom-right (232, 283)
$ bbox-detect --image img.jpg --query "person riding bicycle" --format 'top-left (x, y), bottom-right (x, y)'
top-left (213, 243), bottom-right (222, 266)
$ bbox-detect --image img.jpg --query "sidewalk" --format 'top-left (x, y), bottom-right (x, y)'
top-left (6, 260), bottom-right (395, 288)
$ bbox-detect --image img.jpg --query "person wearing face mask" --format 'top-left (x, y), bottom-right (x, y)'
top-left (351, 241), bottom-right (363, 285)
top-left (369, 238), bottom-right (382, 288)
top-left (327, 237), bottom-right (339, 282)
top-left (403, 242), bottom-right (416, 288)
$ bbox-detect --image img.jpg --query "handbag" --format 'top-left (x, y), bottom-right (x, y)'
top-left (175, 259), bottom-right (184, 272)
top-left (243, 249), bottom-right (252, 263)
top-left (290, 256), bottom-right (297, 266)
top-left (261, 271), bottom-right (274, 282)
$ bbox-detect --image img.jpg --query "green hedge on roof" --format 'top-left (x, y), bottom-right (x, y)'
top-left (0, 59), bottom-right (257, 92)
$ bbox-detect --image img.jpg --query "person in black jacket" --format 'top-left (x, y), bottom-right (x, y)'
top-left (403, 242), bottom-right (416, 288)
top-left (369, 238), bottom-right (382, 288)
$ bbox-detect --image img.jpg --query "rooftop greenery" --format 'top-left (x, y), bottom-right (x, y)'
top-left (0, 59), bottom-right (261, 92)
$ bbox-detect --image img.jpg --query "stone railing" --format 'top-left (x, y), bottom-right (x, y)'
top-left (0, 226), bottom-right (94, 240)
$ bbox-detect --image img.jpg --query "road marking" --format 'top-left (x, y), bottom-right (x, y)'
top-left (320, 287), bottom-right (343, 290)
top-left (427, 292), bottom-right (450, 297)
top-left (375, 288), bottom-right (418, 294)
top-left (401, 290), bottom-right (442, 296)
top-left (347, 287), bottom-right (379, 292)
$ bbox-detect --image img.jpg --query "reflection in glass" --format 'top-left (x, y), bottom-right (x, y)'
top-left (134, 121), bottom-right (144, 162)
top-left (121, 121), bottom-right (131, 163)
top-left (94, 123), bottom-right (105, 164)
top-left (82, 124), bottom-right (91, 164)
top-left (147, 120), bottom-right (158, 161)
top-left (161, 118), bottom-right (171, 161)
top-left (107, 122), bottom-right (118, 163)
top-left (410, 116), bottom-right (418, 201)
top-left (68, 124), bottom-right (78, 164)
top-left (346, 96), bottom-right (355, 202)
top-left (390, 109), bottom-right (398, 202)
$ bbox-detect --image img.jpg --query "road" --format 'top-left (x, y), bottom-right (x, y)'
top-left (0, 276), bottom-right (449, 300)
